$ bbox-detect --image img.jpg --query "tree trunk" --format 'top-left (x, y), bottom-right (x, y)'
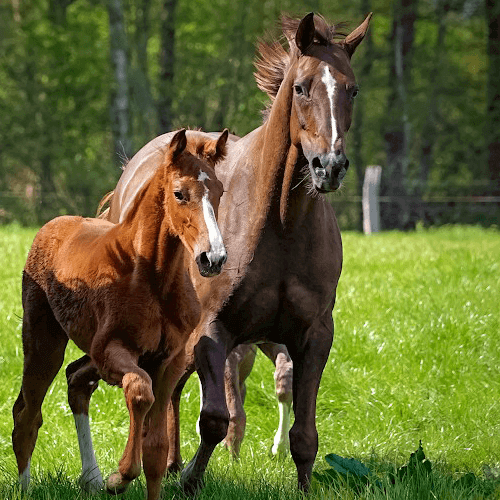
top-left (419, 1), bottom-right (447, 220)
top-left (108, 0), bottom-right (132, 165)
top-left (382, 0), bottom-right (417, 229)
top-left (486, 0), bottom-right (500, 194)
top-left (158, 0), bottom-right (178, 134)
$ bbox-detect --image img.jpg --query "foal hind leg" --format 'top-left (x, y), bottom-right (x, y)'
top-left (223, 344), bottom-right (257, 458)
top-left (12, 304), bottom-right (68, 490)
top-left (258, 343), bottom-right (293, 457)
top-left (92, 340), bottom-right (155, 495)
top-left (66, 355), bottom-right (103, 493)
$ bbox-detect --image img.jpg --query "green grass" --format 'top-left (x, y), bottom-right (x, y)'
top-left (0, 224), bottom-right (499, 498)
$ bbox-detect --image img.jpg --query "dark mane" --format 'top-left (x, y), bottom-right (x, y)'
top-left (253, 13), bottom-right (348, 109)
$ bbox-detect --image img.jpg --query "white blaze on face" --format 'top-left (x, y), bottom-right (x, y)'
top-left (198, 171), bottom-right (225, 258)
top-left (321, 64), bottom-right (338, 153)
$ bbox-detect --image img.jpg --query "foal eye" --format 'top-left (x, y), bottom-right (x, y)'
top-left (350, 86), bottom-right (359, 99)
top-left (174, 191), bottom-right (185, 202)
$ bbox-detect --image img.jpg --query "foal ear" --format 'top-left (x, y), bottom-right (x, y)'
top-left (169, 129), bottom-right (187, 158)
top-left (202, 129), bottom-right (229, 166)
top-left (295, 12), bottom-right (315, 54)
top-left (343, 12), bottom-right (372, 58)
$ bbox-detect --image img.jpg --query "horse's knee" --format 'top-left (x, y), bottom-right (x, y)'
top-left (289, 424), bottom-right (317, 465)
top-left (199, 407), bottom-right (229, 445)
top-left (122, 372), bottom-right (154, 413)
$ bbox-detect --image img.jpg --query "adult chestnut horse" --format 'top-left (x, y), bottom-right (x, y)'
top-left (12, 130), bottom-right (228, 500)
top-left (104, 11), bottom-right (370, 494)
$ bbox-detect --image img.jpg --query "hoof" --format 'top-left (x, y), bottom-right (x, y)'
top-left (166, 460), bottom-right (183, 476)
top-left (106, 472), bottom-right (133, 496)
top-left (79, 473), bottom-right (104, 494)
top-left (180, 468), bottom-right (204, 497)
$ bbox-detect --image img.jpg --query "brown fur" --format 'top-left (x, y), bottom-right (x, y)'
top-left (11, 130), bottom-right (228, 500)
top-left (78, 11), bottom-right (372, 496)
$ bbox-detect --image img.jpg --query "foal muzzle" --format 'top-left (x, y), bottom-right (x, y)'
top-left (196, 248), bottom-right (227, 277)
top-left (309, 152), bottom-right (349, 193)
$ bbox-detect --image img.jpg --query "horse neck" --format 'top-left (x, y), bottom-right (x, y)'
top-left (116, 171), bottom-right (186, 291)
top-left (252, 58), bottom-right (311, 229)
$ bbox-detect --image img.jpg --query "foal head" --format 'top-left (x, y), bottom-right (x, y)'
top-left (255, 12), bottom-right (372, 193)
top-left (162, 129), bottom-right (228, 277)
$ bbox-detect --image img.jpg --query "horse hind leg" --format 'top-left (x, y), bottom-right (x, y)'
top-left (66, 355), bottom-right (103, 493)
top-left (223, 344), bottom-right (257, 458)
top-left (12, 301), bottom-right (68, 490)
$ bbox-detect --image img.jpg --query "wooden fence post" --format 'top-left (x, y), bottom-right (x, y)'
top-left (362, 166), bottom-right (382, 234)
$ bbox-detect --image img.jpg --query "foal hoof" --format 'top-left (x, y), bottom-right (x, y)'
top-left (106, 472), bottom-right (132, 496)
top-left (79, 473), bottom-right (104, 494)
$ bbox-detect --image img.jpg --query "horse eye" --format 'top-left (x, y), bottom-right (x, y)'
top-left (294, 84), bottom-right (304, 96)
top-left (174, 191), bottom-right (185, 202)
top-left (351, 86), bottom-right (359, 99)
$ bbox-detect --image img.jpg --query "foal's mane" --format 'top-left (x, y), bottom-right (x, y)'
top-left (254, 14), bottom-right (348, 105)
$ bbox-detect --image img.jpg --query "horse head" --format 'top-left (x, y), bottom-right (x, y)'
top-left (162, 129), bottom-right (228, 277)
top-left (289, 12), bottom-right (371, 192)
top-left (256, 12), bottom-right (371, 193)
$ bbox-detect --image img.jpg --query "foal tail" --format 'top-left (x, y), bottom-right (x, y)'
top-left (96, 191), bottom-right (114, 219)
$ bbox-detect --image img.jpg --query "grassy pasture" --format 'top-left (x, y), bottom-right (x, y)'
top-left (0, 224), bottom-right (499, 498)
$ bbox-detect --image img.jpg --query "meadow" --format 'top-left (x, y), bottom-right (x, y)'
top-left (0, 224), bottom-right (499, 499)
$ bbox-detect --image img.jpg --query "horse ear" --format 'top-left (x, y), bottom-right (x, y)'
top-left (202, 129), bottom-right (229, 166)
top-left (169, 129), bottom-right (187, 158)
top-left (295, 12), bottom-right (315, 54)
top-left (343, 12), bottom-right (372, 58)
top-left (213, 129), bottom-right (229, 164)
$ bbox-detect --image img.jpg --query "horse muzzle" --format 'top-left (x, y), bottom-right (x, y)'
top-left (195, 248), bottom-right (227, 277)
top-left (309, 153), bottom-right (349, 193)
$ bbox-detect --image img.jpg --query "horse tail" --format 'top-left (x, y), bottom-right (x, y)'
top-left (96, 191), bottom-right (114, 219)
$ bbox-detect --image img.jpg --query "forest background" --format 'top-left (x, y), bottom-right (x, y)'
top-left (0, 0), bottom-right (499, 230)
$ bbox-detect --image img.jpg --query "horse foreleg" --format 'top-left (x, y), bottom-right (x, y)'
top-left (258, 343), bottom-right (293, 457)
top-left (66, 355), bottom-right (103, 493)
top-left (142, 350), bottom-right (186, 500)
top-left (166, 369), bottom-right (191, 475)
top-left (92, 342), bottom-right (154, 495)
top-left (288, 314), bottom-right (333, 491)
top-left (12, 305), bottom-right (68, 490)
top-left (181, 328), bottom-right (229, 495)
top-left (223, 344), bottom-right (257, 458)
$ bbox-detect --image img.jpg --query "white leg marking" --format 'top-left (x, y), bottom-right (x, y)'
top-left (74, 414), bottom-right (104, 493)
top-left (272, 400), bottom-right (291, 456)
top-left (321, 65), bottom-right (338, 153)
top-left (19, 459), bottom-right (30, 491)
top-left (196, 378), bottom-right (202, 436)
top-left (202, 193), bottom-right (225, 259)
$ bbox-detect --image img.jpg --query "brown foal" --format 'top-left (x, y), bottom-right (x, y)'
top-left (11, 129), bottom-right (228, 500)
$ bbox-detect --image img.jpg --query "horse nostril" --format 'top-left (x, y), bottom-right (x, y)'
top-left (198, 252), bottom-right (210, 268)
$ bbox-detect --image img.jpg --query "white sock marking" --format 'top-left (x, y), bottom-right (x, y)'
top-left (74, 414), bottom-right (104, 492)
top-left (272, 400), bottom-right (291, 456)
top-left (19, 459), bottom-right (30, 491)
top-left (321, 65), bottom-right (338, 153)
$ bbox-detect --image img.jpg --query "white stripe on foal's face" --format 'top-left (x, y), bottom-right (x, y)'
top-left (198, 171), bottom-right (225, 258)
top-left (321, 64), bottom-right (338, 153)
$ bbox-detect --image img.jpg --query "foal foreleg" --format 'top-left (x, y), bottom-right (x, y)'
top-left (93, 343), bottom-right (154, 495)
top-left (142, 350), bottom-right (186, 500)
top-left (66, 355), bottom-right (103, 493)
